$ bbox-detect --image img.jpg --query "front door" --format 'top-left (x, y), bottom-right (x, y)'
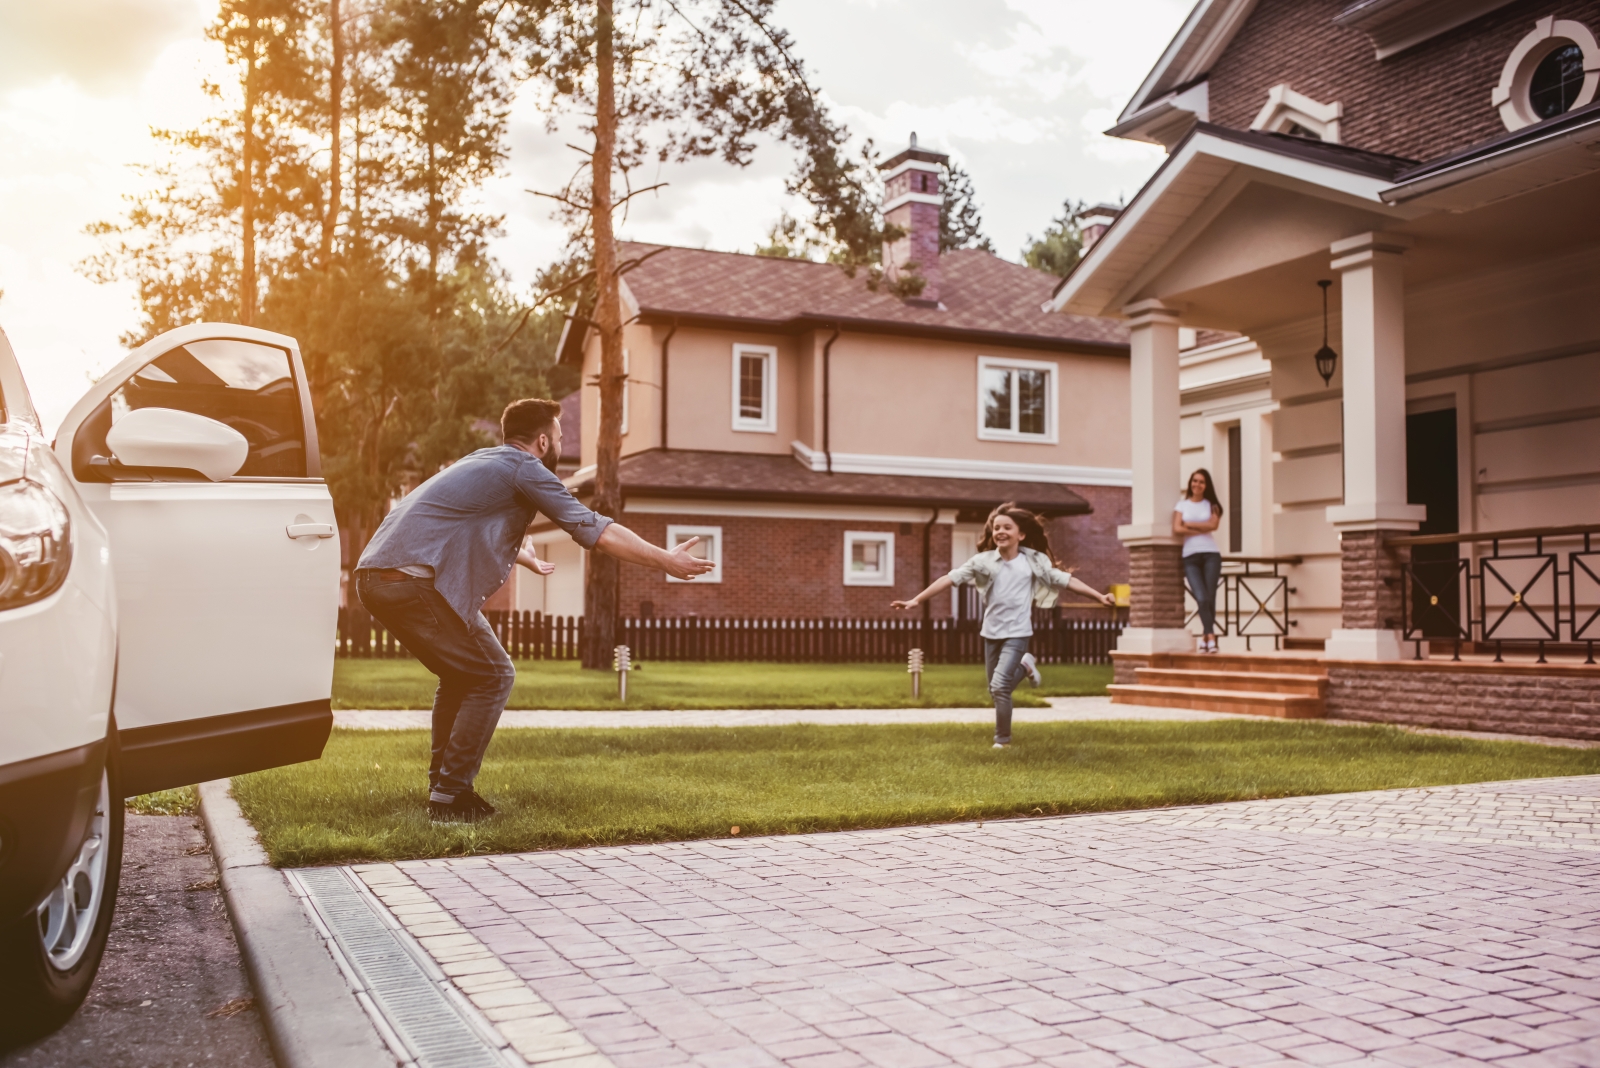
top-left (1406, 408), bottom-right (1462, 640)
top-left (55, 324), bottom-right (338, 795)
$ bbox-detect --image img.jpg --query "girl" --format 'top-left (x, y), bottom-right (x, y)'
top-left (1173, 469), bottom-right (1224, 653)
top-left (893, 503), bottom-right (1114, 748)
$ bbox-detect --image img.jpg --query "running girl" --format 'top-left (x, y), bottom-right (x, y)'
top-left (891, 503), bottom-right (1114, 748)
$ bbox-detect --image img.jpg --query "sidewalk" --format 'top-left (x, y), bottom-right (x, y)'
top-left (333, 695), bottom-right (1241, 730)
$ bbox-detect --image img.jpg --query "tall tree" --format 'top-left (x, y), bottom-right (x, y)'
top-left (1022, 199), bottom-right (1085, 278)
top-left (938, 161), bottom-right (992, 253)
top-left (512, 0), bottom-right (868, 666)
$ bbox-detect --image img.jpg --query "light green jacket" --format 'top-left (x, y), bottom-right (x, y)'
top-left (947, 547), bottom-right (1076, 610)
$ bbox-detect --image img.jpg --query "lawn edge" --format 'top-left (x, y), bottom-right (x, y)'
top-left (198, 779), bottom-right (395, 1068)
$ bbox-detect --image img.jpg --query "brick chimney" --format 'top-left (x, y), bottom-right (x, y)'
top-left (1075, 202), bottom-right (1123, 253)
top-left (878, 133), bottom-right (948, 305)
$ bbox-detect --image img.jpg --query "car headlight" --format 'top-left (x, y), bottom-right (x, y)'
top-left (0, 479), bottom-right (73, 610)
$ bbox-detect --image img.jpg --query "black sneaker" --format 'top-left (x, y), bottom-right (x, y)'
top-left (428, 789), bottom-right (498, 823)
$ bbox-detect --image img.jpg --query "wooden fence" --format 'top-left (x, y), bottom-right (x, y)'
top-left (336, 608), bottom-right (1125, 665)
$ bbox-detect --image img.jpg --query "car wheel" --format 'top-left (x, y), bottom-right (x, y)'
top-left (0, 741), bottom-right (124, 1047)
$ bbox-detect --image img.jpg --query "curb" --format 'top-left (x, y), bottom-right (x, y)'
top-left (198, 779), bottom-right (396, 1068)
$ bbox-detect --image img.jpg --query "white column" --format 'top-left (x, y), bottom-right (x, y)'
top-left (1117, 299), bottom-right (1192, 655)
top-left (1325, 232), bottom-right (1425, 661)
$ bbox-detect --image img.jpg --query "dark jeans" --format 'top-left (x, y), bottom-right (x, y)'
top-left (1183, 551), bottom-right (1223, 637)
top-left (355, 571), bottom-right (515, 800)
top-left (983, 636), bottom-right (1031, 745)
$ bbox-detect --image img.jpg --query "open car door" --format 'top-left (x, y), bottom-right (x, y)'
top-left (55, 324), bottom-right (338, 796)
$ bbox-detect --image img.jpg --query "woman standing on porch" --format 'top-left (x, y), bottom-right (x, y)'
top-left (891, 503), bottom-right (1114, 748)
top-left (1175, 469), bottom-right (1225, 654)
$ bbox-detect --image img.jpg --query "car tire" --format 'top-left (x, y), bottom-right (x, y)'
top-left (0, 734), bottom-right (125, 1049)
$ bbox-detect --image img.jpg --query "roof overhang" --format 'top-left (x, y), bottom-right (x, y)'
top-left (1048, 126), bottom-right (1409, 321)
top-left (1332, 0), bottom-right (1517, 60)
top-left (1118, 0), bottom-right (1259, 123)
top-left (1106, 79), bottom-right (1210, 149)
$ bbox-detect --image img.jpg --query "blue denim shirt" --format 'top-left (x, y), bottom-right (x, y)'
top-left (357, 445), bottom-right (612, 624)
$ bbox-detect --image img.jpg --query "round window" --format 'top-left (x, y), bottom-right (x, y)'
top-left (1530, 42), bottom-right (1586, 118)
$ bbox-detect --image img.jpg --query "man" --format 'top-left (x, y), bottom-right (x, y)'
top-left (355, 398), bottom-right (713, 821)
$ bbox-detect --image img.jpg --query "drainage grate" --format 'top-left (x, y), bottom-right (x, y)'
top-left (292, 867), bottom-right (513, 1068)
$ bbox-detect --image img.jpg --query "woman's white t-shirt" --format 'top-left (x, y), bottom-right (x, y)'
top-left (1175, 496), bottom-right (1221, 557)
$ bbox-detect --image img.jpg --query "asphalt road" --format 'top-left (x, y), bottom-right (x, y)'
top-left (1, 812), bottom-right (276, 1068)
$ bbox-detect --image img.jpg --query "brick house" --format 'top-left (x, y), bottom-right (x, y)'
top-left (1051, 0), bottom-right (1600, 736)
top-left (511, 140), bottom-right (1135, 620)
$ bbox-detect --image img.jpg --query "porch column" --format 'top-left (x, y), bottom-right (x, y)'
top-left (1325, 232), bottom-right (1425, 661)
top-left (1116, 299), bottom-right (1191, 654)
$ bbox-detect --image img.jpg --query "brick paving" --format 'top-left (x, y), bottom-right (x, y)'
top-left (349, 777), bottom-right (1600, 1067)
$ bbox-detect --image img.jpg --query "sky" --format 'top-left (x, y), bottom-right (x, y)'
top-left (0, 0), bottom-right (1189, 433)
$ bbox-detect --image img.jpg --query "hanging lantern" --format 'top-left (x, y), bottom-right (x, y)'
top-left (1314, 279), bottom-right (1338, 386)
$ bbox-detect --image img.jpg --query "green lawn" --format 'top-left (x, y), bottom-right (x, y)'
top-left (233, 720), bottom-right (1600, 867)
top-left (333, 659), bottom-right (1112, 710)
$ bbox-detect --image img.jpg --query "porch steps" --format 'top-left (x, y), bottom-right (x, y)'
top-left (1109, 653), bottom-right (1328, 719)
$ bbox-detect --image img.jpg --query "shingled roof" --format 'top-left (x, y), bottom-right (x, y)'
top-left (617, 242), bottom-right (1128, 354)
top-left (568, 449), bottom-right (1093, 518)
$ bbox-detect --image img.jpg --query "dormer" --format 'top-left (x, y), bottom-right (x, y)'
top-left (1249, 84), bottom-right (1343, 143)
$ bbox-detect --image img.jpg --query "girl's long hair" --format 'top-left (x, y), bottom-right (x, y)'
top-left (978, 502), bottom-right (1062, 565)
top-left (1187, 468), bottom-right (1224, 516)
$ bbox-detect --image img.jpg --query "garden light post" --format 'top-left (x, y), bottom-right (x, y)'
top-left (614, 644), bottom-right (631, 702)
top-left (908, 647), bottom-right (924, 698)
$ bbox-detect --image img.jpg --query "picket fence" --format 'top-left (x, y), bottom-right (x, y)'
top-left (336, 608), bottom-right (1125, 665)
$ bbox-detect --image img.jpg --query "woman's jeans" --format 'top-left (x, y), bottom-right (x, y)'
top-left (356, 571), bottom-right (515, 801)
top-left (983, 636), bottom-right (1031, 744)
top-left (1183, 551), bottom-right (1224, 637)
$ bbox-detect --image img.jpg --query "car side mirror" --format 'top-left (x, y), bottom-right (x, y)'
top-left (105, 407), bottom-right (249, 482)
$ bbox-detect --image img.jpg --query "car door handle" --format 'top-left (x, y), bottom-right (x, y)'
top-left (287, 522), bottom-right (336, 539)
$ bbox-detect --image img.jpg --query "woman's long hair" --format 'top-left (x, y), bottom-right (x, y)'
top-left (978, 502), bottom-right (1061, 564)
top-left (1187, 468), bottom-right (1224, 516)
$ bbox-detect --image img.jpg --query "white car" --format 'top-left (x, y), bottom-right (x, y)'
top-left (0, 322), bottom-right (339, 1044)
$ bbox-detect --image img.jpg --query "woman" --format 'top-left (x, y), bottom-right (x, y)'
top-left (892, 503), bottom-right (1114, 748)
top-left (1174, 469), bottom-right (1224, 653)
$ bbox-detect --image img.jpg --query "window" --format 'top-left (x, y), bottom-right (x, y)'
top-left (731, 344), bottom-right (776, 433)
top-left (843, 530), bottom-right (894, 587)
top-left (977, 356), bottom-right (1056, 442)
top-left (1494, 19), bottom-right (1600, 131)
top-left (666, 524), bottom-right (721, 583)
top-left (1248, 84), bottom-right (1343, 143)
top-left (87, 338), bottom-right (307, 479)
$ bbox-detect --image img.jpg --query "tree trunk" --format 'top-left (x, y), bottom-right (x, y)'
top-left (583, 0), bottom-right (621, 668)
top-left (240, 10), bottom-right (259, 325)
top-left (320, 0), bottom-right (343, 266)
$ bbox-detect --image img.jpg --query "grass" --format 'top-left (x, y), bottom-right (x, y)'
top-left (333, 659), bottom-right (1112, 710)
top-left (232, 720), bottom-right (1600, 867)
top-left (126, 786), bottom-right (198, 816)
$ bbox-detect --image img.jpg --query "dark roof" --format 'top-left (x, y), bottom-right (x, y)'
top-left (1190, 123), bottom-right (1419, 180)
top-left (618, 242), bottom-right (1128, 354)
top-left (570, 449), bottom-right (1094, 517)
top-left (1391, 97), bottom-right (1600, 184)
top-left (880, 144), bottom-right (950, 170)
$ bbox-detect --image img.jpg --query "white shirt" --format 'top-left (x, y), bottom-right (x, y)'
top-left (981, 553), bottom-right (1034, 639)
top-left (1175, 496), bottom-right (1221, 557)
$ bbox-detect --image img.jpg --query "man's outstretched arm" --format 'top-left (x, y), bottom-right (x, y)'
top-left (594, 524), bottom-right (715, 581)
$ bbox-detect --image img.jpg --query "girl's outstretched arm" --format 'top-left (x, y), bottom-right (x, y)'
top-left (892, 574), bottom-right (955, 610)
top-left (1066, 574), bottom-right (1115, 607)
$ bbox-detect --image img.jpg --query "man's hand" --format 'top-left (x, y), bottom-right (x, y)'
top-left (516, 548), bottom-right (556, 576)
top-left (663, 536), bottom-right (716, 581)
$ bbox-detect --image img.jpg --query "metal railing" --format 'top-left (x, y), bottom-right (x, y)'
top-left (1393, 523), bottom-right (1600, 663)
top-left (1185, 555), bottom-right (1301, 651)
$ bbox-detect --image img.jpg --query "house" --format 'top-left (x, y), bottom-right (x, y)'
top-left (1052, 0), bottom-right (1600, 736)
top-left (514, 140), bottom-right (1136, 620)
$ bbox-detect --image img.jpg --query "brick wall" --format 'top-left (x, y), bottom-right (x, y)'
top-left (1048, 485), bottom-right (1130, 595)
top-left (617, 512), bottom-right (956, 619)
top-left (1127, 544), bottom-right (1187, 629)
top-left (1207, 0), bottom-right (1600, 162)
top-left (1339, 530), bottom-right (1408, 631)
top-left (1326, 664), bottom-right (1600, 740)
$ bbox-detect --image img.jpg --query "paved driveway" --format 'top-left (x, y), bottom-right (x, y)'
top-left (342, 777), bottom-right (1600, 1067)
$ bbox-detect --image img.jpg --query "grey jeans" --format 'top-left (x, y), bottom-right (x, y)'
top-left (983, 636), bottom-right (1031, 745)
top-left (356, 571), bottom-right (515, 800)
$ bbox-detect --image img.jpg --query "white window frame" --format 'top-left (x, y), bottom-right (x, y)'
top-left (731, 343), bottom-right (777, 433)
top-left (1493, 17), bottom-right (1600, 131)
top-left (665, 524), bottom-right (722, 583)
top-left (842, 530), bottom-right (895, 587)
top-left (976, 355), bottom-right (1058, 444)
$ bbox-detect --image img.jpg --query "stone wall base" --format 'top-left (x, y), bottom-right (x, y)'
top-left (1325, 664), bottom-right (1600, 741)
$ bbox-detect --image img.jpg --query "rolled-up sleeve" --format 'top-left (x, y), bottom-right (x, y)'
top-left (515, 460), bottom-right (614, 549)
top-left (947, 557), bottom-right (980, 586)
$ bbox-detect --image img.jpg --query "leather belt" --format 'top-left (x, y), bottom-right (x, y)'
top-left (362, 568), bottom-right (418, 582)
